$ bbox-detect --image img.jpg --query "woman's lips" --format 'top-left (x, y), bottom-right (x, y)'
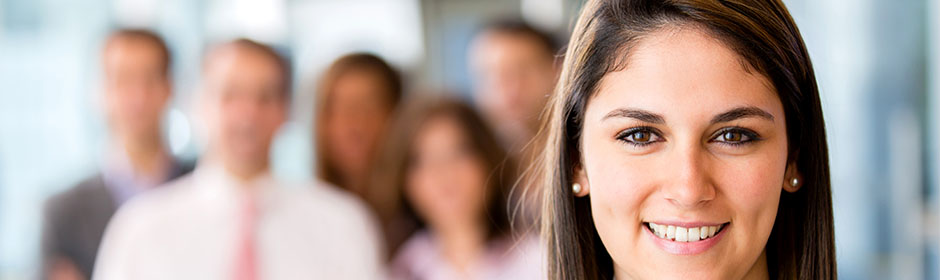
top-left (644, 221), bottom-right (730, 255)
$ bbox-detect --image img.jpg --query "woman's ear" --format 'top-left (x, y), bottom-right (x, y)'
top-left (572, 165), bottom-right (590, 197)
top-left (783, 161), bottom-right (802, 193)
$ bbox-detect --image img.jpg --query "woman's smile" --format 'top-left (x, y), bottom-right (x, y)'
top-left (535, 0), bottom-right (835, 277)
top-left (644, 221), bottom-right (730, 255)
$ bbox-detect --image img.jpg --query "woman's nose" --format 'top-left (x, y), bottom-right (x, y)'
top-left (661, 145), bottom-right (717, 208)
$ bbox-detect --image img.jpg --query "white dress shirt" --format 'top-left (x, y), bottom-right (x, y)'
top-left (93, 164), bottom-right (384, 280)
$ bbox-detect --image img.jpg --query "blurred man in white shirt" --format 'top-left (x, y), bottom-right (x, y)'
top-left (94, 39), bottom-right (384, 280)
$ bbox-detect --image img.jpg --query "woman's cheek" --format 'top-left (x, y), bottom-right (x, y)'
top-left (588, 161), bottom-right (650, 270)
top-left (586, 150), bottom-right (651, 214)
top-left (714, 155), bottom-right (784, 247)
top-left (714, 153), bottom-right (786, 208)
top-left (587, 156), bottom-right (654, 253)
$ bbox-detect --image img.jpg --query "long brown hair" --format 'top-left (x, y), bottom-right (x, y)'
top-left (371, 96), bottom-right (516, 253)
top-left (533, 0), bottom-right (835, 279)
top-left (314, 53), bottom-right (403, 190)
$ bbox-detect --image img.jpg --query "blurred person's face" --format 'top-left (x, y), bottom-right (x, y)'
top-left (469, 31), bottom-right (556, 145)
top-left (405, 116), bottom-right (488, 231)
top-left (323, 71), bottom-right (395, 181)
top-left (201, 47), bottom-right (287, 178)
top-left (576, 27), bottom-right (798, 279)
top-left (102, 38), bottom-right (171, 142)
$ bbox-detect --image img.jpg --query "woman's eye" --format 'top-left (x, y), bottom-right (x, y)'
top-left (617, 127), bottom-right (661, 146)
top-left (711, 128), bottom-right (759, 145)
top-left (631, 131), bottom-right (652, 142)
top-left (720, 131), bottom-right (744, 142)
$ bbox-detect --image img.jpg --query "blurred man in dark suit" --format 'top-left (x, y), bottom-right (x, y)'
top-left (40, 29), bottom-right (192, 280)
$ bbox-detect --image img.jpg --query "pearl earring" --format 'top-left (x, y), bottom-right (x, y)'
top-left (790, 177), bottom-right (799, 187)
top-left (572, 183), bottom-right (582, 194)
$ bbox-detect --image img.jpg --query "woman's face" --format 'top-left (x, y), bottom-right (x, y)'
top-left (324, 71), bottom-right (394, 181)
top-left (577, 27), bottom-right (797, 279)
top-left (406, 116), bottom-right (489, 231)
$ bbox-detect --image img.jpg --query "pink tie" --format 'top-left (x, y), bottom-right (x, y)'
top-left (234, 194), bottom-right (258, 280)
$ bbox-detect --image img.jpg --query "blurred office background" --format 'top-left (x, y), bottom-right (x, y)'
top-left (0, 0), bottom-right (937, 279)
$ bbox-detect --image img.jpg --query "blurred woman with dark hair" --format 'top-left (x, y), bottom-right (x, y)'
top-left (315, 53), bottom-right (402, 197)
top-left (314, 52), bottom-right (402, 217)
top-left (373, 96), bottom-right (543, 279)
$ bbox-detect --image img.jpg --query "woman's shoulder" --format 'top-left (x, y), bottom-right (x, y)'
top-left (390, 230), bottom-right (435, 263)
top-left (389, 230), bottom-right (439, 279)
top-left (483, 233), bottom-right (546, 279)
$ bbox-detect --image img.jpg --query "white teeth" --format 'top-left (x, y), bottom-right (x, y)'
top-left (648, 222), bottom-right (725, 242)
top-left (656, 224), bottom-right (667, 238)
top-left (675, 227), bottom-right (688, 242)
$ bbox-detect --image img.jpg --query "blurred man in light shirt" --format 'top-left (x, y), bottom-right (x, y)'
top-left (94, 39), bottom-right (384, 280)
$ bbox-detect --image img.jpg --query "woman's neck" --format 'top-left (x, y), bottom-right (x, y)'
top-left (434, 219), bottom-right (488, 274)
top-left (613, 249), bottom-right (769, 279)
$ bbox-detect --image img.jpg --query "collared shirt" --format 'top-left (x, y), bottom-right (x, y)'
top-left (41, 147), bottom-right (191, 280)
top-left (389, 230), bottom-right (545, 280)
top-left (93, 163), bottom-right (385, 280)
top-left (100, 147), bottom-right (175, 205)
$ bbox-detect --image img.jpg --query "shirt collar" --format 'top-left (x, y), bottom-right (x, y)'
top-left (102, 144), bottom-right (175, 205)
top-left (190, 161), bottom-right (279, 207)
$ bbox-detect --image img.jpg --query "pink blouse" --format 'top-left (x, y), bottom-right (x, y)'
top-left (389, 231), bottom-right (545, 280)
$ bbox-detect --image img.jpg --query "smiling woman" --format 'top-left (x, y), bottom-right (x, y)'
top-left (533, 0), bottom-right (834, 279)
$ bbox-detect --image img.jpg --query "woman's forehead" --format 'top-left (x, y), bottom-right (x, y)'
top-left (586, 28), bottom-right (781, 124)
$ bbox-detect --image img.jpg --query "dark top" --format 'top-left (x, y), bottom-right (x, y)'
top-left (40, 160), bottom-right (193, 279)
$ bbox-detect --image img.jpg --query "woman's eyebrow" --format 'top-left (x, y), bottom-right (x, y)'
top-left (601, 106), bottom-right (773, 124)
top-left (710, 106), bottom-right (775, 124)
top-left (602, 108), bottom-right (665, 124)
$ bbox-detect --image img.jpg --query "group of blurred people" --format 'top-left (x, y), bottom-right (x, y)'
top-left (40, 19), bottom-right (559, 280)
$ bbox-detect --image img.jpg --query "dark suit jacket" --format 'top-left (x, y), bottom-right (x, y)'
top-left (40, 161), bottom-right (193, 279)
